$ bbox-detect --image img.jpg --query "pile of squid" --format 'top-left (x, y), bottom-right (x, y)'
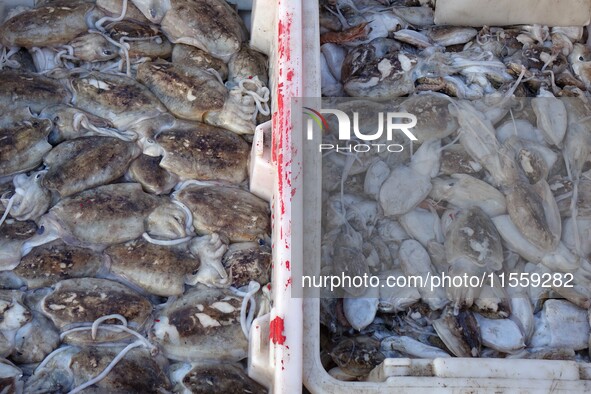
top-left (318, 0), bottom-right (591, 381)
top-left (0, 0), bottom-right (271, 392)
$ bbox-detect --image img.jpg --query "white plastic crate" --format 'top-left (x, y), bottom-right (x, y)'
top-left (0, 0), bottom-right (300, 392)
top-left (291, 1), bottom-right (591, 393)
top-left (247, 0), bottom-right (304, 393)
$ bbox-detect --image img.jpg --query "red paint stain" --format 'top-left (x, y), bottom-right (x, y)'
top-left (285, 278), bottom-right (292, 289)
top-left (285, 260), bottom-right (290, 270)
top-left (269, 316), bottom-right (287, 345)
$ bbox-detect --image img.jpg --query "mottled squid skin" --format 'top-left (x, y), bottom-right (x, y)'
top-left (0, 70), bottom-right (71, 113)
top-left (136, 60), bottom-right (226, 121)
top-left (105, 19), bottom-right (173, 60)
top-left (42, 136), bottom-right (141, 197)
top-left (175, 184), bottom-right (270, 242)
top-left (13, 240), bottom-right (103, 289)
top-left (25, 346), bottom-right (171, 393)
top-left (0, 220), bottom-right (37, 271)
top-left (150, 124), bottom-right (250, 183)
top-left (172, 44), bottom-right (229, 80)
top-left (0, 118), bottom-right (52, 177)
top-left (151, 286), bottom-right (248, 361)
top-left (69, 72), bottom-right (168, 131)
top-left (0, 3), bottom-right (94, 48)
top-left (127, 154), bottom-right (179, 195)
top-left (38, 183), bottom-right (161, 248)
top-left (170, 362), bottom-right (267, 394)
top-left (160, 0), bottom-right (247, 62)
top-left (105, 238), bottom-right (199, 296)
top-left (40, 278), bottom-right (153, 344)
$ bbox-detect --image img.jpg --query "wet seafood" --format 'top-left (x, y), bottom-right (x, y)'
top-left (42, 136), bottom-right (141, 197)
top-left (97, 0), bottom-right (150, 23)
top-left (222, 241), bottom-right (272, 288)
top-left (142, 124), bottom-right (250, 183)
top-left (432, 308), bottom-right (481, 357)
top-left (0, 70), bottom-right (71, 112)
top-left (1, 171), bottom-right (51, 224)
top-left (343, 291), bottom-right (379, 331)
top-left (170, 362), bottom-right (266, 394)
top-left (10, 311), bottom-right (60, 364)
top-left (0, 0), bottom-right (271, 390)
top-left (126, 154), bottom-right (179, 195)
top-left (69, 33), bottom-right (119, 63)
top-left (38, 104), bottom-right (124, 144)
top-left (28, 183), bottom-right (189, 250)
top-left (0, 220), bottom-right (37, 271)
top-left (474, 313), bottom-right (524, 353)
top-left (329, 336), bottom-right (384, 377)
top-left (318, 0), bottom-right (591, 381)
top-left (174, 183), bottom-right (270, 242)
top-left (0, 358), bottom-right (23, 393)
top-left (444, 207), bottom-right (503, 310)
top-left (105, 19), bottom-right (172, 61)
top-left (7, 240), bottom-right (103, 289)
top-left (399, 239), bottom-right (447, 310)
top-left (105, 238), bottom-right (199, 296)
top-left (68, 71), bottom-right (169, 133)
top-left (228, 46), bottom-right (269, 88)
top-left (150, 285), bottom-right (248, 361)
top-left (26, 345), bottom-right (171, 393)
top-left (0, 2), bottom-right (94, 48)
top-left (0, 116), bottom-right (52, 178)
top-left (38, 278), bottom-right (152, 344)
top-left (530, 299), bottom-right (590, 351)
top-left (160, 0), bottom-right (247, 62)
top-left (137, 60), bottom-right (258, 135)
top-left (172, 43), bottom-right (228, 80)
top-left (381, 335), bottom-right (450, 358)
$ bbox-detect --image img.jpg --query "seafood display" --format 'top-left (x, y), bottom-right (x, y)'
top-left (317, 0), bottom-right (591, 381)
top-left (0, 0), bottom-right (271, 392)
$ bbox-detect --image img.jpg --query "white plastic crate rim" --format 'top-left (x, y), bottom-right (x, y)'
top-left (293, 1), bottom-right (591, 393)
top-left (0, 0), bottom-right (301, 393)
top-left (435, 0), bottom-right (591, 26)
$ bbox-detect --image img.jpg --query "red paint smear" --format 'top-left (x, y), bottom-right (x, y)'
top-left (285, 260), bottom-right (290, 270)
top-left (270, 316), bottom-right (287, 345)
top-left (274, 13), bottom-right (294, 220)
top-left (285, 278), bottom-right (292, 289)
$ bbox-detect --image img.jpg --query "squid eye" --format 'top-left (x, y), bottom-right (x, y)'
top-left (149, 8), bottom-right (157, 18)
top-left (53, 116), bottom-right (60, 123)
top-left (147, 138), bottom-right (155, 144)
top-left (102, 49), bottom-right (113, 56)
top-left (258, 238), bottom-right (265, 246)
top-left (37, 226), bottom-right (45, 235)
top-left (35, 173), bottom-right (42, 180)
top-left (579, 55), bottom-right (585, 61)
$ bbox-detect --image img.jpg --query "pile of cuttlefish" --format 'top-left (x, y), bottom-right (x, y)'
top-left (0, 0), bottom-right (271, 392)
top-left (318, 0), bottom-right (591, 381)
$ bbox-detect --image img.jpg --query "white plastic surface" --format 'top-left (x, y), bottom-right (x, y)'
top-left (249, 120), bottom-right (274, 202)
top-left (435, 0), bottom-right (591, 26)
top-left (297, 1), bottom-right (591, 393)
top-left (248, 0), bottom-right (304, 392)
top-left (250, 0), bottom-right (275, 56)
top-left (0, 0), bottom-right (295, 392)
